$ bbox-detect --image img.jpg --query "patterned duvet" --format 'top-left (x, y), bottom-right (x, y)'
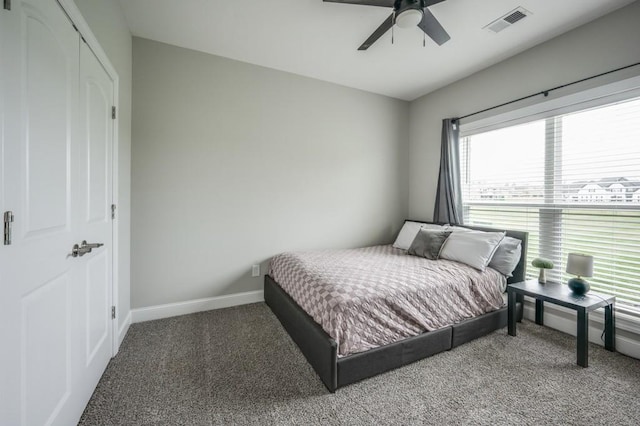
top-left (269, 244), bottom-right (506, 357)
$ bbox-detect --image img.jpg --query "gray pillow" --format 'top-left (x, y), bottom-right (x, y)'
top-left (393, 221), bottom-right (448, 250)
top-left (407, 229), bottom-right (452, 260)
top-left (488, 236), bottom-right (522, 277)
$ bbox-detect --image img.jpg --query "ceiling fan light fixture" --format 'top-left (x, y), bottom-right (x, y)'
top-left (395, 8), bottom-right (423, 29)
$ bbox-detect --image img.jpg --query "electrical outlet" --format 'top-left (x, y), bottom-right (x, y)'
top-left (252, 264), bottom-right (260, 277)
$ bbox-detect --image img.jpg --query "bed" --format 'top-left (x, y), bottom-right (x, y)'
top-left (264, 221), bottom-right (528, 392)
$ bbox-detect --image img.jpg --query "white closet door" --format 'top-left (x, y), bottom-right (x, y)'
top-left (0, 1), bottom-right (114, 425)
top-left (74, 38), bottom-right (114, 404)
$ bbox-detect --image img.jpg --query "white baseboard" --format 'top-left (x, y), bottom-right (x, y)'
top-left (131, 290), bottom-right (265, 324)
top-left (116, 311), bottom-right (131, 353)
top-left (523, 301), bottom-right (640, 360)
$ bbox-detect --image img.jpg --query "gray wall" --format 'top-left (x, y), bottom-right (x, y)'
top-left (74, 0), bottom-right (132, 332)
top-left (131, 38), bottom-right (409, 308)
top-left (408, 1), bottom-right (640, 221)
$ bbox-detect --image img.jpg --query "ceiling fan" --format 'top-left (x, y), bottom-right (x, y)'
top-left (324, 0), bottom-right (451, 50)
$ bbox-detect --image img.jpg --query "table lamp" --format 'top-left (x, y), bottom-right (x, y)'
top-left (566, 253), bottom-right (593, 295)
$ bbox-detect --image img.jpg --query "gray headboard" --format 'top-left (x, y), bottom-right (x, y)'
top-left (406, 220), bottom-right (528, 284)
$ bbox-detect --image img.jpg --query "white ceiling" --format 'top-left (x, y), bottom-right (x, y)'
top-left (119, 0), bottom-right (635, 101)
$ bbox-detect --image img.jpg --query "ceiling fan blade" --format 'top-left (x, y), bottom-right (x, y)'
top-left (423, 0), bottom-right (446, 6)
top-left (358, 13), bottom-right (394, 51)
top-left (323, 0), bottom-right (395, 7)
top-left (418, 8), bottom-right (450, 45)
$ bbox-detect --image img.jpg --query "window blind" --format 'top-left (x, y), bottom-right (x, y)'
top-left (460, 96), bottom-right (640, 313)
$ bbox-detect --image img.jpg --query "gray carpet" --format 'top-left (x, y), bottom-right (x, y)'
top-left (80, 303), bottom-right (640, 425)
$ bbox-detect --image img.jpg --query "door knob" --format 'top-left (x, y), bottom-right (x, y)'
top-left (81, 240), bottom-right (104, 249)
top-left (70, 241), bottom-right (104, 257)
top-left (71, 243), bottom-right (92, 257)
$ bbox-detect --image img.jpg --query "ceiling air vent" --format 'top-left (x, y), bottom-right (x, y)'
top-left (484, 7), bottom-right (531, 33)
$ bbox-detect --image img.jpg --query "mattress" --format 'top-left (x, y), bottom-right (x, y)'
top-left (269, 244), bottom-right (506, 357)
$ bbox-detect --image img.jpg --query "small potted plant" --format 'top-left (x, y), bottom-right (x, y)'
top-left (532, 258), bottom-right (554, 284)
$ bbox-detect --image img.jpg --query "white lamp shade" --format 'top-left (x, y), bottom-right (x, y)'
top-left (566, 253), bottom-right (593, 277)
top-left (396, 9), bottom-right (423, 28)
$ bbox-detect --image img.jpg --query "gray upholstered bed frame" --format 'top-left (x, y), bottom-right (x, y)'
top-left (264, 221), bottom-right (528, 392)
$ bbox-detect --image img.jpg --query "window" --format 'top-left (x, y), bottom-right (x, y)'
top-left (460, 96), bottom-right (640, 314)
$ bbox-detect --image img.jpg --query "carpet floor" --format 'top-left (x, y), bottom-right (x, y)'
top-left (80, 303), bottom-right (640, 425)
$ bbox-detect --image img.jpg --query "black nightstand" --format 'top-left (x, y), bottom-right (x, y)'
top-left (507, 280), bottom-right (615, 367)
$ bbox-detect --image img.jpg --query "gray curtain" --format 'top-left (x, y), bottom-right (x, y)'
top-left (433, 118), bottom-right (463, 225)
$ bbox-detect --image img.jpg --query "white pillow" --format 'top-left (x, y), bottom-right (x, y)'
top-left (439, 230), bottom-right (506, 271)
top-left (393, 222), bottom-right (447, 250)
top-left (488, 236), bottom-right (522, 277)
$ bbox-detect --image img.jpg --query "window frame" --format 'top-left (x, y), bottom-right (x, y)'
top-left (459, 75), bottom-right (640, 317)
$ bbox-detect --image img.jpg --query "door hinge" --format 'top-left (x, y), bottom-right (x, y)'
top-left (3, 0), bottom-right (11, 11)
top-left (111, 106), bottom-right (116, 120)
top-left (111, 204), bottom-right (116, 220)
top-left (4, 211), bottom-right (14, 245)
top-left (111, 306), bottom-right (116, 319)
